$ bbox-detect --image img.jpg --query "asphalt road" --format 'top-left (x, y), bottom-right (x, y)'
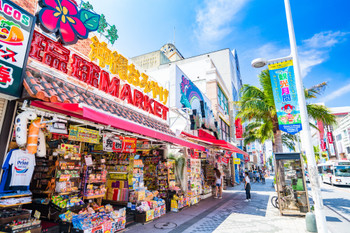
top-left (312, 181), bottom-right (350, 233)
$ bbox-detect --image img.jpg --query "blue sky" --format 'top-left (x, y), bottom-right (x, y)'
top-left (91, 0), bottom-right (350, 108)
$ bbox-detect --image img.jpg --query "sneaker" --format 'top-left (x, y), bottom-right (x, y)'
top-left (214, 196), bottom-right (218, 199)
top-left (219, 196), bottom-right (222, 199)
top-left (244, 199), bottom-right (249, 202)
top-left (249, 199), bottom-right (251, 202)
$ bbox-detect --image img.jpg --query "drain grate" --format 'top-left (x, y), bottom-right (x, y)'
top-left (154, 222), bottom-right (178, 229)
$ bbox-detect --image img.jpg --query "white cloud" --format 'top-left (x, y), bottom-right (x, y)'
top-left (195, 0), bottom-right (250, 45)
top-left (302, 31), bottom-right (349, 49)
top-left (319, 82), bottom-right (350, 103)
top-left (244, 30), bottom-right (348, 79)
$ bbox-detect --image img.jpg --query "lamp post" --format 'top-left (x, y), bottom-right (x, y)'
top-left (251, 0), bottom-right (328, 232)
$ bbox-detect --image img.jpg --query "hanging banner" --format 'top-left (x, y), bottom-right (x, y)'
top-left (0, 0), bottom-right (35, 99)
top-left (327, 132), bottom-right (333, 144)
top-left (235, 118), bottom-right (243, 139)
top-left (69, 126), bottom-right (100, 144)
top-left (268, 59), bottom-right (302, 135)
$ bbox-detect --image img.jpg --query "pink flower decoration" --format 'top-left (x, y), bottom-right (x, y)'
top-left (38, 0), bottom-right (88, 45)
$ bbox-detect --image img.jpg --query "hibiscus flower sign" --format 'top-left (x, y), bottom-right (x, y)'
top-left (37, 0), bottom-right (100, 45)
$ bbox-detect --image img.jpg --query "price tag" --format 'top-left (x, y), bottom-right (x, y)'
top-left (34, 210), bottom-right (41, 219)
top-left (85, 155), bottom-right (93, 166)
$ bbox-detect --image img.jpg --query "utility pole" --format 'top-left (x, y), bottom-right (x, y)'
top-left (284, 0), bottom-right (328, 232)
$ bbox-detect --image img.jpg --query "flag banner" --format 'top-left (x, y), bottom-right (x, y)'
top-left (268, 59), bottom-right (302, 135)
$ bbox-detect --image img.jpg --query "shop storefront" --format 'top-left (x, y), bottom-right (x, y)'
top-left (0, 1), bottom-right (217, 232)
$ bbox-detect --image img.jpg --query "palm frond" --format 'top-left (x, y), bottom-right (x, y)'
top-left (305, 82), bottom-right (327, 99)
top-left (307, 104), bottom-right (337, 126)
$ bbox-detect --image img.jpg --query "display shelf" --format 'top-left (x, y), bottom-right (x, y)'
top-left (0, 202), bottom-right (32, 208)
top-left (0, 194), bottom-right (31, 199)
top-left (55, 191), bottom-right (80, 195)
top-left (108, 171), bottom-right (128, 174)
top-left (83, 194), bottom-right (105, 199)
top-left (102, 200), bottom-right (128, 206)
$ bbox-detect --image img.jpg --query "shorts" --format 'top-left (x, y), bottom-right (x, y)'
top-left (216, 183), bottom-right (221, 187)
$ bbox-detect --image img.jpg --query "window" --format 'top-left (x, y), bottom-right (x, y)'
top-left (336, 134), bottom-right (342, 141)
top-left (218, 86), bottom-right (229, 114)
top-left (220, 118), bottom-right (230, 142)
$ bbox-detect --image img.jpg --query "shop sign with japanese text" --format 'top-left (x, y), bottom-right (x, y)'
top-left (103, 133), bottom-right (136, 153)
top-left (29, 30), bottom-right (169, 121)
top-left (68, 125), bottom-right (100, 144)
top-left (0, 0), bottom-right (35, 99)
top-left (268, 59), bottom-right (302, 135)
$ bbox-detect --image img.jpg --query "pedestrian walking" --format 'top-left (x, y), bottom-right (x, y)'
top-left (244, 171), bottom-right (251, 202)
top-left (214, 168), bottom-right (223, 199)
top-left (255, 171), bottom-right (260, 183)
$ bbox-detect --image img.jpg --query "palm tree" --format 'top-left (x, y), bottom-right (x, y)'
top-left (237, 70), bottom-right (336, 153)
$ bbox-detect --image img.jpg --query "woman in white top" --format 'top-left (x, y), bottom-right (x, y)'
top-left (244, 171), bottom-right (251, 202)
top-left (214, 168), bottom-right (223, 199)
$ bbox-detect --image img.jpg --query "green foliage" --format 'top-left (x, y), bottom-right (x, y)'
top-left (79, 9), bottom-right (100, 31)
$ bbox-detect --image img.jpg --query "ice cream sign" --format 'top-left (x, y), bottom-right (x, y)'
top-left (0, 0), bottom-right (35, 99)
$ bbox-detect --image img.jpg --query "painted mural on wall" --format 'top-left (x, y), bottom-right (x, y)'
top-left (176, 66), bottom-right (217, 134)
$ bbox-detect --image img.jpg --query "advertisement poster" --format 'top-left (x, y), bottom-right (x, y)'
top-left (69, 126), bottom-right (100, 144)
top-left (0, 0), bottom-right (35, 99)
top-left (103, 133), bottom-right (136, 153)
top-left (221, 157), bottom-right (229, 164)
top-left (268, 59), bottom-right (302, 135)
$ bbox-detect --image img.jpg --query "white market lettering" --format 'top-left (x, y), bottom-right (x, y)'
top-left (0, 0), bottom-right (30, 26)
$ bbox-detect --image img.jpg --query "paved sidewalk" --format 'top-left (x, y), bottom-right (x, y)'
top-left (125, 178), bottom-right (308, 233)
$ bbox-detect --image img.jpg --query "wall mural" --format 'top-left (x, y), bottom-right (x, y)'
top-left (178, 71), bottom-right (217, 135)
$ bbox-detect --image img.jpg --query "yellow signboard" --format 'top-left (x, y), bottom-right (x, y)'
top-left (234, 158), bottom-right (241, 164)
top-left (68, 126), bottom-right (100, 144)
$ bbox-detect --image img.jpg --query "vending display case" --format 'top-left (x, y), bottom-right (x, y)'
top-left (274, 153), bottom-right (310, 215)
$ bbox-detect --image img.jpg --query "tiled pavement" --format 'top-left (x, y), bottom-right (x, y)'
top-left (125, 178), bottom-right (308, 233)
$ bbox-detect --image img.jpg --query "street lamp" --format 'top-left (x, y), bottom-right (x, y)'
top-left (251, 0), bottom-right (328, 232)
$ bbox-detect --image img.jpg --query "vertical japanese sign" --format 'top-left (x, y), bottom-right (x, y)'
top-left (235, 118), bottom-right (243, 139)
top-left (0, 0), bottom-right (35, 99)
top-left (268, 59), bottom-right (302, 134)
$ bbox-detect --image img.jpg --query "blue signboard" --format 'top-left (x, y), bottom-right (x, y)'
top-left (268, 59), bottom-right (302, 135)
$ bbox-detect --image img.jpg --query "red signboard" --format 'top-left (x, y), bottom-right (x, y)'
top-left (29, 31), bottom-right (169, 120)
top-left (235, 118), bottom-right (243, 139)
top-left (321, 140), bottom-right (326, 151)
top-left (221, 157), bottom-right (229, 164)
top-left (327, 132), bottom-right (333, 144)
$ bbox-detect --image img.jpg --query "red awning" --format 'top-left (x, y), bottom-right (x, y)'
top-left (31, 101), bottom-right (206, 151)
top-left (181, 131), bottom-right (248, 156)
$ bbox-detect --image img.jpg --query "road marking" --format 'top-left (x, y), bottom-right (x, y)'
top-left (324, 204), bottom-right (350, 223)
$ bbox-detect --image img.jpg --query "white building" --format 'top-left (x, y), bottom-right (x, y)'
top-left (141, 48), bottom-right (243, 144)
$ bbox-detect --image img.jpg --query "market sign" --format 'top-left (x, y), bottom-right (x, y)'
top-left (268, 59), bottom-right (302, 135)
top-left (0, 0), bottom-right (35, 99)
top-left (29, 31), bottom-right (169, 121)
top-left (68, 125), bottom-right (100, 144)
top-left (103, 133), bottom-right (136, 153)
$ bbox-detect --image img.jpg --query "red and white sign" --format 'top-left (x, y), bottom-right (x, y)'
top-left (327, 132), bottom-right (333, 144)
top-left (221, 157), bottom-right (230, 164)
top-left (235, 118), bottom-right (243, 139)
